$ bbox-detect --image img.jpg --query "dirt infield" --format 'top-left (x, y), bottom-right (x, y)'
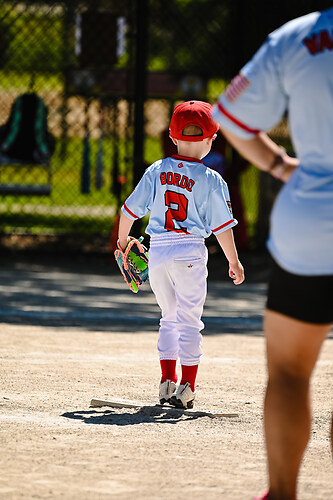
top-left (1, 326), bottom-right (332, 500)
top-left (0, 263), bottom-right (332, 499)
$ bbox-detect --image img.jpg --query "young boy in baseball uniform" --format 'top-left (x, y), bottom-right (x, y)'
top-left (117, 100), bottom-right (244, 409)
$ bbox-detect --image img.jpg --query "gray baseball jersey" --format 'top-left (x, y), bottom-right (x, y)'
top-left (122, 155), bottom-right (237, 238)
top-left (212, 8), bottom-right (333, 275)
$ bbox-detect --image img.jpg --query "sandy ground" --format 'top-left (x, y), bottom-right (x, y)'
top-left (0, 262), bottom-right (332, 500)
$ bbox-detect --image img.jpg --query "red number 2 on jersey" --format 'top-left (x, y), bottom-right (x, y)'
top-left (164, 190), bottom-right (189, 233)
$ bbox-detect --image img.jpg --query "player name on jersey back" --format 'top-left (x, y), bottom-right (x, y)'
top-left (160, 171), bottom-right (195, 192)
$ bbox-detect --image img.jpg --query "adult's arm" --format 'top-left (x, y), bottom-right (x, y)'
top-left (220, 128), bottom-right (299, 183)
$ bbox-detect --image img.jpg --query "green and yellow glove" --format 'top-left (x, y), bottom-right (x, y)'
top-left (114, 236), bottom-right (149, 293)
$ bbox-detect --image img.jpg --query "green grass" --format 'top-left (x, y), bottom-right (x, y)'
top-left (0, 135), bottom-right (151, 207)
top-left (207, 78), bottom-right (229, 102)
top-left (0, 134), bottom-right (260, 237)
top-left (239, 164), bottom-right (259, 241)
top-left (0, 212), bottom-right (112, 234)
top-left (0, 67), bottom-right (258, 237)
top-left (0, 135), bottom-right (164, 234)
top-left (0, 71), bottom-right (62, 92)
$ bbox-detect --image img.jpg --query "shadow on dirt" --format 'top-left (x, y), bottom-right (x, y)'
top-left (61, 406), bottom-right (219, 425)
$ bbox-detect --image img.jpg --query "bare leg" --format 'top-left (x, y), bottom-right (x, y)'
top-left (264, 310), bottom-right (331, 500)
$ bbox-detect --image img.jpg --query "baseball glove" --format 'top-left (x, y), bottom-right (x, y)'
top-left (114, 236), bottom-right (149, 293)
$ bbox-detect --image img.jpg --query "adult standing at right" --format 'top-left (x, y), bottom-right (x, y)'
top-left (212, 5), bottom-right (333, 500)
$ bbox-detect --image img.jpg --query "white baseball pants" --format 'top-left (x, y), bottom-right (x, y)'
top-left (148, 234), bottom-right (208, 366)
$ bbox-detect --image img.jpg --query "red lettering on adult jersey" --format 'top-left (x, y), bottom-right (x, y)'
top-left (319, 30), bottom-right (333, 52)
top-left (303, 33), bottom-right (318, 55)
top-left (160, 172), bottom-right (167, 184)
top-left (303, 30), bottom-right (333, 55)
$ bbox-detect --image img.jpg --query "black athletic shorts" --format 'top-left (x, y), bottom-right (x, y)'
top-left (266, 258), bottom-right (333, 324)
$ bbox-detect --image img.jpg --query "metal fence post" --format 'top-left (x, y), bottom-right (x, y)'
top-left (131, 0), bottom-right (148, 238)
top-left (133, 0), bottom-right (148, 188)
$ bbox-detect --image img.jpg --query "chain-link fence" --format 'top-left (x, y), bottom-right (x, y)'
top-left (0, 1), bottom-right (321, 255)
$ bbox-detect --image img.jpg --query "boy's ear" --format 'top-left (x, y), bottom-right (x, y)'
top-left (204, 134), bottom-right (217, 145)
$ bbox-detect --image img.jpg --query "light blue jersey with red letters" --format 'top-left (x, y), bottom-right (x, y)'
top-left (213, 8), bottom-right (333, 275)
top-left (121, 155), bottom-right (237, 238)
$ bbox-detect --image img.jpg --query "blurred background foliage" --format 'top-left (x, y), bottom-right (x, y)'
top-left (0, 0), bottom-right (326, 256)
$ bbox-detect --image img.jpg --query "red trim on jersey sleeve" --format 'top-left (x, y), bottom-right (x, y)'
top-left (212, 219), bottom-right (235, 233)
top-left (123, 203), bottom-right (139, 219)
top-left (172, 155), bottom-right (203, 164)
top-left (217, 102), bottom-right (260, 135)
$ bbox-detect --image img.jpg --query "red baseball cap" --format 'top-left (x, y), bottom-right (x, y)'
top-left (169, 100), bottom-right (219, 142)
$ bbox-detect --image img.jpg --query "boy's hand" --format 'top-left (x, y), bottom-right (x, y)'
top-left (229, 260), bottom-right (245, 285)
top-left (118, 236), bottom-right (130, 251)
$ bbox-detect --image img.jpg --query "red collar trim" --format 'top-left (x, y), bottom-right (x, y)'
top-left (171, 155), bottom-right (203, 164)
